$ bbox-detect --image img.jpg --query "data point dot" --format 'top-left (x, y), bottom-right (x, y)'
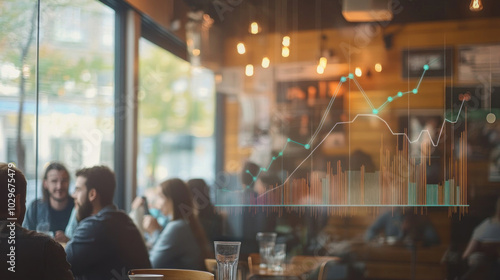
top-left (486, 113), bottom-right (496, 124)
top-left (423, 64), bottom-right (429, 70)
top-left (372, 109), bottom-right (378, 114)
top-left (340, 77), bottom-right (347, 82)
top-left (397, 92), bottom-right (403, 97)
top-left (388, 97), bottom-right (393, 102)
top-left (412, 89), bottom-right (418, 94)
top-left (348, 73), bottom-right (354, 79)
top-left (304, 144), bottom-right (310, 149)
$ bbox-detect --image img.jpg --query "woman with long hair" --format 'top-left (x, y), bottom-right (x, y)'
top-left (149, 178), bottom-right (210, 270)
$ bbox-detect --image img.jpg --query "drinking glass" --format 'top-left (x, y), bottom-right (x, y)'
top-left (268, 243), bottom-right (286, 271)
top-left (214, 241), bottom-right (241, 280)
top-left (36, 222), bottom-right (53, 237)
top-left (256, 232), bottom-right (277, 268)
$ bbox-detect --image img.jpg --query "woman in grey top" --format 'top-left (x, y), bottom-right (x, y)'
top-left (149, 178), bottom-right (209, 270)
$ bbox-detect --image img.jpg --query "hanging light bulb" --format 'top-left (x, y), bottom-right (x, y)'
top-left (237, 42), bottom-right (246, 54)
top-left (319, 57), bottom-right (327, 68)
top-left (375, 63), bottom-right (382, 72)
top-left (245, 64), bottom-right (254, 76)
top-left (469, 0), bottom-right (483, 11)
top-left (282, 46), bottom-right (290, 58)
top-left (282, 36), bottom-right (290, 47)
top-left (261, 57), bottom-right (270, 68)
top-left (316, 64), bottom-right (324, 74)
top-left (355, 67), bottom-right (362, 77)
top-left (250, 22), bottom-right (260, 34)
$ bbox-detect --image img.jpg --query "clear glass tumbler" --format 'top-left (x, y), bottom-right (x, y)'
top-left (269, 243), bottom-right (286, 271)
top-left (214, 241), bottom-right (241, 280)
top-left (256, 232), bottom-right (277, 268)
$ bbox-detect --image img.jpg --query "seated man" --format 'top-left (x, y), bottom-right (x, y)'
top-left (461, 196), bottom-right (500, 280)
top-left (65, 166), bottom-right (151, 280)
top-left (23, 162), bottom-right (75, 243)
top-left (0, 163), bottom-right (73, 279)
top-left (364, 208), bottom-right (440, 247)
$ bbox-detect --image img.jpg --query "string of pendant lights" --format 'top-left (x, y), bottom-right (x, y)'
top-left (235, 0), bottom-right (484, 77)
top-left (237, 0), bottom-right (293, 76)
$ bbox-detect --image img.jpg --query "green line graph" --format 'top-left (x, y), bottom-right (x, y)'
top-left (243, 63), bottom-right (433, 188)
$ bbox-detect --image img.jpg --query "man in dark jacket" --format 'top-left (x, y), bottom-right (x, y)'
top-left (0, 162), bottom-right (74, 280)
top-left (65, 165), bottom-right (151, 280)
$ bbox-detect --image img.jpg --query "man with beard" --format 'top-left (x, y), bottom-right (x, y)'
top-left (23, 162), bottom-right (75, 242)
top-left (65, 166), bottom-right (151, 280)
top-left (0, 163), bottom-right (74, 279)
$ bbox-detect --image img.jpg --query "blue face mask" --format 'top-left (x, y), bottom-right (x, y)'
top-left (149, 208), bottom-right (170, 228)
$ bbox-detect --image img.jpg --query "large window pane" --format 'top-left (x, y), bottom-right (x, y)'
top-left (0, 0), bottom-right (38, 181)
top-left (137, 38), bottom-right (215, 196)
top-left (0, 0), bottom-right (115, 208)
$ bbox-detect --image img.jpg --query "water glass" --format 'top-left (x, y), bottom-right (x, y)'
top-left (256, 232), bottom-right (277, 268)
top-left (268, 243), bottom-right (286, 271)
top-left (214, 241), bottom-right (241, 280)
top-left (36, 222), bottom-right (53, 237)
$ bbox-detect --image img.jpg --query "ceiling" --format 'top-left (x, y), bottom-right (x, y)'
top-left (182, 0), bottom-right (500, 38)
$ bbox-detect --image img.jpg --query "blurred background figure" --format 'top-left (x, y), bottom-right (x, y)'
top-left (23, 162), bottom-right (75, 243)
top-left (461, 196), bottom-right (500, 280)
top-left (129, 186), bottom-right (170, 249)
top-left (148, 178), bottom-right (209, 270)
top-left (187, 178), bottom-right (223, 247)
top-left (364, 208), bottom-right (440, 247)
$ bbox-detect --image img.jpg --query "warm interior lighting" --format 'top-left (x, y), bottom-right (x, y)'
top-left (215, 74), bottom-right (222, 84)
top-left (282, 36), bottom-right (290, 47)
top-left (319, 57), bottom-right (327, 68)
top-left (237, 42), bottom-right (246, 54)
top-left (261, 57), bottom-right (270, 68)
top-left (355, 67), bottom-right (362, 77)
top-left (245, 64), bottom-right (254, 76)
top-left (316, 64), bottom-right (325, 74)
top-left (469, 0), bottom-right (483, 11)
top-left (250, 22), bottom-right (260, 34)
top-left (375, 63), bottom-right (382, 72)
top-left (282, 46), bottom-right (290, 57)
top-left (192, 49), bottom-right (200, 56)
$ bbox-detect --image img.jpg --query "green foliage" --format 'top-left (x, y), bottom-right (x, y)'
top-left (139, 40), bottom-right (192, 135)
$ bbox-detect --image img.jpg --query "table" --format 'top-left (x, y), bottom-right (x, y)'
top-left (248, 255), bottom-right (340, 279)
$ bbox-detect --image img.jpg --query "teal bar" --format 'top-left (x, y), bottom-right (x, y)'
top-left (444, 181), bottom-right (450, 205)
top-left (408, 182), bottom-right (417, 205)
top-left (427, 185), bottom-right (438, 205)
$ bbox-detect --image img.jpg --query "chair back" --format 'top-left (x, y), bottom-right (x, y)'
top-left (317, 260), bottom-right (353, 280)
top-left (130, 268), bottom-right (214, 280)
top-left (247, 253), bottom-right (261, 275)
top-left (205, 258), bottom-right (217, 273)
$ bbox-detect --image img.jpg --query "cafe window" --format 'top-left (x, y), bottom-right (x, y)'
top-left (137, 37), bottom-right (215, 196)
top-left (0, 0), bottom-right (116, 206)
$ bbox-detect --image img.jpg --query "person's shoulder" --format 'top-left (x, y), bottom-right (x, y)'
top-left (26, 198), bottom-right (46, 209)
top-left (162, 220), bottom-right (190, 236)
top-left (476, 217), bottom-right (492, 229)
top-left (165, 219), bottom-right (188, 230)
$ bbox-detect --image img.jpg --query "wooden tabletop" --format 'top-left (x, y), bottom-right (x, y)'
top-left (249, 255), bottom-right (340, 278)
